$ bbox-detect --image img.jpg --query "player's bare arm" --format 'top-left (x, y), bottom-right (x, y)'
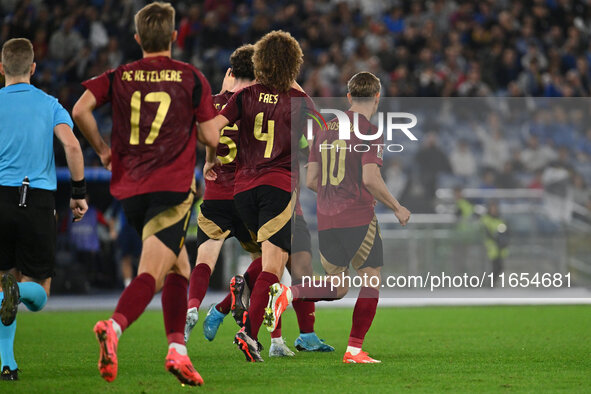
top-left (362, 163), bottom-right (410, 226)
top-left (306, 162), bottom-right (319, 192)
top-left (72, 90), bottom-right (112, 170)
top-left (53, 123), bottom-right (88, 221)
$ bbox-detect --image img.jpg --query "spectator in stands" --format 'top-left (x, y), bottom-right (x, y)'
top-left (385, 159), bottom-right (407, 199)
top-left (450, 139), bottom-right (477, 178)
top-left (496, 162), bottom-right (520, 189)
top-left (520, 136), bottom-right (558, 172)
top-left (476, 114), bottom-right (509, 173)
top-left (572, 173), bottom-right (589, 207)
top-left (415, 132), bottom-right (451, 210)
top-left (48, 17), bottom-right (83, 62)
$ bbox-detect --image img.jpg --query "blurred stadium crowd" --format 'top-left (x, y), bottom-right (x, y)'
top-left (2, 0), bottom-right (591, 289)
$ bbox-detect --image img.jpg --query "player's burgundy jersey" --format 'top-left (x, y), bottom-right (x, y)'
top-left (220, 84), bottom-right (310, 195)
top-left (82, 56), bottom-right (216, 199)
top-left (204, 91), bottom-right (237, 200)
top-left (309, 110), bottom-right (383, 231)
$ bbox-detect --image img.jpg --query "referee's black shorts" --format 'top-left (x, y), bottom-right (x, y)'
top-left (0, 186), bottom-right (56, 280)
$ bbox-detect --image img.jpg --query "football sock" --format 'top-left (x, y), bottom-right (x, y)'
top-left (18, 281), bottom-right (47, 312)
top-left (348, 287), bottom-right (379, 350)
top-left (244, 257), bottom-right (262, 290)
top-left (216, 293), bottom-right (232, 315)
top-left (111, 272), bottom-right (156, 332)
top-left (247, 271), bottom-right (278, 340)
top-left (168, 342), bottom-right (188, 356)
top-left (291, 282), bottom-right (338, 302)
top-left (188, 263), bottom-right (211, 310)
top-left (293, 299), bottom-right (315, 333)
top-left (161, 273), bottom-right (188, 345)
top-left (271, 316), bottom-right (282, 339)
top-left (109, 319), bottom-right (122, 338)
top-left (0, 293), bottom-right (17, 370)
top-left (346, 346), bottom-right (362, 356)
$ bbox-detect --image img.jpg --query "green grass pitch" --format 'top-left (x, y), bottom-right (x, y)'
top-left (3, 305), bottom-right (591, 393)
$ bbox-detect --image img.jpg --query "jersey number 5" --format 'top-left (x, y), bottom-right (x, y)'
top-left (218, 124), bottom-right (238, 164)
top-left (129, 91), bottom-right (171, 145)
top-left (254, 112), bottom-right (275, 158)
top-left (321, 139), bottom-right (346, 186)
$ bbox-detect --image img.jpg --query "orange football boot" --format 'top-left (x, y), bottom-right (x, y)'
top-left (93, 320), bottom-right (119, 382)
top-left (165, 348), bottom-right (204, 386)
top-left (343, 351), bottom-right (381, 364)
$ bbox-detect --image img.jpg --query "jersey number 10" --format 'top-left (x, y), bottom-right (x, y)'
top-left (321, 139), bottom-right (346, 186)
top-left (129, 91), bottom-right (171, 145)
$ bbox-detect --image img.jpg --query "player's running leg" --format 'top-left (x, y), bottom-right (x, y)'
top-left (164, 247), bottom-right (203, 386)
top-left (237, 242), bottom-right (287, 362)
top-left (0, 272), bottom-right (50, 381)
top-left (207, 255), bottom-right (261, 339)
top-left (343, 266), bottom-right (381, 364)
top-left (266, 271), bottom-right (348, 333)
top-left (94, 235), bottom-right (181, 382)
top-left (269, 317), bottom-right (295, 357)
top-left (0, 273), bottom-right (19, 381)
top-left (289, 244), bottom-right (335, 352)
top-left (185, 239), bottom-right (223, 343)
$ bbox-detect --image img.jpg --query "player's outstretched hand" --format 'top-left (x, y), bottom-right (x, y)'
top-left (100, 149), bottom-right (112, 171)
top-left (203, 158), bottom-right (222, 181)
top-left (395, 205), bottom-right (411, 226)
top-left (70, 198), bottom-right (89, 222)
top-left (220, 68), bottom-right (235, 94)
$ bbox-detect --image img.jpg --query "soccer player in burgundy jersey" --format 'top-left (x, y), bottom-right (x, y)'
top-left (201, 31), bottom-right (309, 362)
top-left (183, 44), bottom-right (263, 342)
top-left (72, 2), bottom-right (220, 386)
top-left (200, 132), bottom-right (335, 357)
top-left (266, 72), bottom-right (411, 364)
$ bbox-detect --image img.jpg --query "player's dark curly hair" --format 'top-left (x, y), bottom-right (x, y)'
top-left (253, 30), bottom-right (303, 93)
top-left (230, 44), bottom-right (255, 81)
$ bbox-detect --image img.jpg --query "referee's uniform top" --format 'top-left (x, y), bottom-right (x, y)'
top-left (0, 82), bottom-right (74, 280)
top-left (0, 82), bottom-right (73, 191)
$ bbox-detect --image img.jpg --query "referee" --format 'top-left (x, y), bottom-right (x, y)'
top-left (0, 38), bottom-right (87, 381)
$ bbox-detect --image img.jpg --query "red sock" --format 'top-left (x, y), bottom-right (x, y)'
top-left (161, 273), bottom-right (188, 345)
top-left (111, 273), bottom-right (156, 332)
top-left (293, 300), bottom-right (315, 333)
top-left (246, 271), bottom-right (278, 341)
top-left (348, 287), bottom-right (379, 348)
top-left (291, 282), bottom-right (337, 302)
top-left (244, 257), bottom-right (262, 289)
top-left (271, 316), bottom-right (282, 338)
top-left (216, 293), bottom-right (232, 314)
top-left (188, 263), bottom-right (211, 310)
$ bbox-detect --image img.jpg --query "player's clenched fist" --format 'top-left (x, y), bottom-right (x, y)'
top-left (395, 205), bottom-right (411, 226)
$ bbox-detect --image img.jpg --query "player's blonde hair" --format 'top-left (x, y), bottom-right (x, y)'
top-left (347, 72), bottom-right (381, 102)
top-left (253, 30), bottom-right (303, 93)
top-left (134, 2), bottom-right (175, 53)
top-left (1, 38), bottom-right (34, 77)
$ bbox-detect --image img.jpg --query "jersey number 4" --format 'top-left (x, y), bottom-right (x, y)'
top-left (254, 112), bottom-right (275, 158)
top-left (129, 91), bottom-right (171, 145)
